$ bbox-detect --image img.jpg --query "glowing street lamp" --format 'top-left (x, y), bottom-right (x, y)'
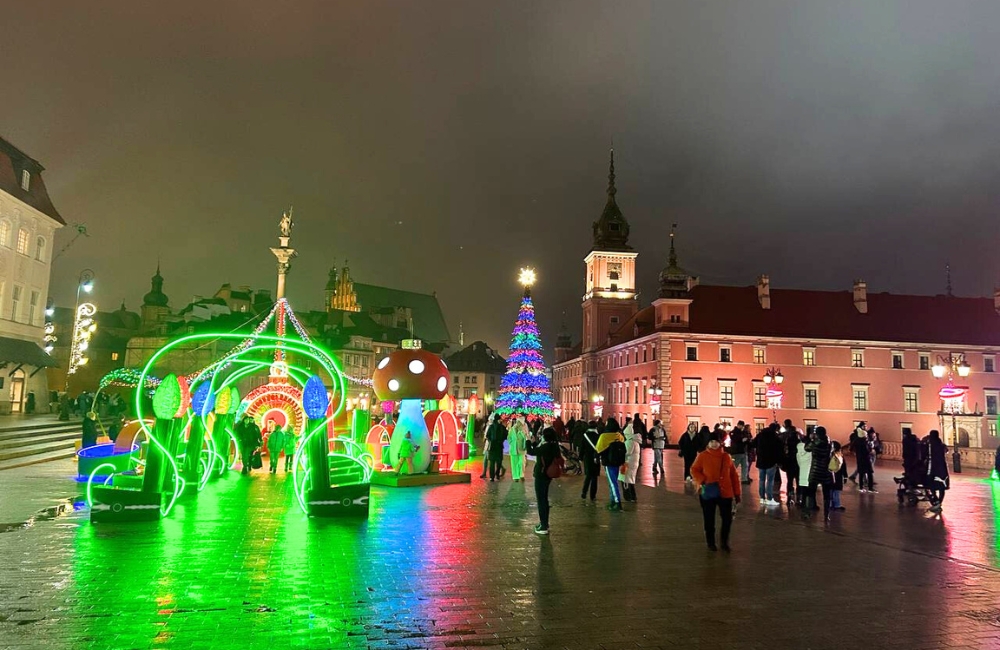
top-left (65, 269), bottom-right (96, 392)
top-left (931, 353), bottom-right (971, 472)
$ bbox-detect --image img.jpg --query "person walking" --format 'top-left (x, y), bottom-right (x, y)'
top-left (805, 427), bottom-right (834, 521)
top-left (852, 428), bottom-right (876, 493)
top-left (620, 417), bottom-right (642, 502)
top-left (508, 416), bottom-right (528, 482)
top-left (580, 421), bottom-right (601, 503)
top-left (755, 423), bottom-right (782, 507)
top-left (926, 430), bottom-right (949, 513)
top-left (848, 422), bottom-right (867, 483)
top-left (678, 423), bottom-right (698, 483)
top-left (283, 424), bottom-right (298, 472)
top-left (830, 441), bottom-right (847, 511)
top-left (593, 418), bottom-right (626, 511)
top-left (728, 421), bottom-right (750, 484)
top-left (690, 430), bottom-right (741, 552)
top-left (485, 414), bottom-right (506, 481)
top-left (266, 424), bottom-right (286, 474)
top-left (650, 419), bottom-right (667, 477)
top-left (796, 435), bottom-right (813, 509)
top-left (527, 427), bottom-right (562, 535)
top-left (81, 411), bottom-right (99, 449)
top-left (237, 415), bottom-right (262, 476)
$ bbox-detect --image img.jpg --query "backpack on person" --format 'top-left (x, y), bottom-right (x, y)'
top-left (605, 440), bottom-right (627, 466)
top-left (828, 453), bottom-right (843, 473)
top-left (546, 452), bottom-right (565, 479)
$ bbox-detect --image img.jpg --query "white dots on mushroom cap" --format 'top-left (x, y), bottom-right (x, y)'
top-left (388, 379), bottom-right (400, 392)
top-left (377, 357), bottom-right (390, 370)
top-left (437, 376), bottom-right (447, 392)
top-left (408, 359), bottom-right (425, 374)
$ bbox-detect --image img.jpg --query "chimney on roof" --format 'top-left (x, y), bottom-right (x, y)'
top-left (757, 275), bottom-right (770, 310)
top-left (853, 279), bottom-right (868, 314)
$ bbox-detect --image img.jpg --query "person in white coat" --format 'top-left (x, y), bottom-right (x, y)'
top-left (508, 416), bottom-right (529, 482)
top-left (619, 416), bottom-right (643, 502)
top-left (795, 438), bottom-right (813, 510)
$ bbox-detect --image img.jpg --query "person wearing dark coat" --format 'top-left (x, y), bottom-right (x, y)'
top-left (236, 415), bottom-right (262, 475)
top-left (805, 427), bottom-right (834, 521)
top-left (926, 430), bottom-right (949, 513)
top-left (830, 441), bottom-right (848, 511)
top-left (696, 425), bottom-right (712, 453)
top-left (81, 412), bottom-right (100, 449)
top-left (485, 415), bottom-right (507, 481)
top-left (902, 429), bottom-right (921, 482)
top-left (851, 430), bottom-right (875, 493)
top-left (678, 423), bottom-right (699, 483)
top-left (527, 427), bottom-right (562, 534)
top-left (754, 424), bottom-right (782, 506)
top-left (780, 420), bottom-right (801, 505)
top-left (580, 421), bottom-right (601, 502)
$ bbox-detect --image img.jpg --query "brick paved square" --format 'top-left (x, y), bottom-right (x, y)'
top-left (2, 452), bottom-right (1000, 649)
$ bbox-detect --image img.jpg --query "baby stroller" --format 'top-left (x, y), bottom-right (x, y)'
top-left (894, 437), bottom-right (941, 508)
top-left (559, 444), bottom-right (583, 475)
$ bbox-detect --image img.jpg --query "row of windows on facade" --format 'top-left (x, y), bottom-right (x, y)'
top-left (606, 343), bottom-right (657, 370)
top-left (0, 222), bottom-right (45, 261)
top-left (451, 387), bottom-right (480, 399)
top-left (341, 353), bottom-right (369, 368)
top-left (686, 344), bottom-right (995, 372)
top-left (681, 382), bottom-right (1000, 415)
top-left (1, 283), bottom-right (42, 326)
top-left (678, 417), bottom-right (998, 439)
top-left (450, 375), bottom-right (498, 386)
top-left (604, 377), bottom-right (655, 405)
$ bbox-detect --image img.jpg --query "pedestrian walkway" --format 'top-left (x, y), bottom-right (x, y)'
top-left (1, 452), bottom-right (999, 649)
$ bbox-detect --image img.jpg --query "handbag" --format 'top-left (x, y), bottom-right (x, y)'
top-left (700, 455), bottom-right (725, 500)
top-left (546, 451), bottom-right (564, 479)
top-left (250, 451), bottom-right (263, 469)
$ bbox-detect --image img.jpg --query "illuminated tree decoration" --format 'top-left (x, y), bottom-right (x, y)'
top-left (303, 375), bottom-right (330, 420)
top-left (191, 382), bottom-right (216, 416)
top-left (153, 374), bottom-right (182, 420)
top-left (228, 387), bottom-right (241, 414)
top-left (494, 272), bottom-right (554, 417)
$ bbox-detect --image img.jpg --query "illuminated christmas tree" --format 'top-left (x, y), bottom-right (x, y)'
top-left (494, 268), bottom-right (555, 418)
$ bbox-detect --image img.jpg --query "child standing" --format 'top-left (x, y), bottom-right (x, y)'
top-left (267, 424), bottom-right (286, 474)
top-left (283, 424), bottom-right (298, 472)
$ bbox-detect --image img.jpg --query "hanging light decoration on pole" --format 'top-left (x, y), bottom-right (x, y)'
top-left (762, 367), bottom-right (784, 422)
top-left (65, 269), bottom-right (96, 391)
top-left (931, 353), bottom-right (970, 473)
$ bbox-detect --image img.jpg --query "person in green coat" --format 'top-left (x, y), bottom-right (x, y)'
top-left (283, 424), bottom-right (298, 472)
top-left (267, 424), bottom-right (286, 474)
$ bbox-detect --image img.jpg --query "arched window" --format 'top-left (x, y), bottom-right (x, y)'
top-left (35, 237), bottom-right (45, 261)
top-left (16, 229), bottom-right (29, 255)
top-left (0, 221), bottom-right (10, 247)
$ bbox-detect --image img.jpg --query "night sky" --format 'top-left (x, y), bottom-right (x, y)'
top-left (4, 1), bottom-right (1000, 356)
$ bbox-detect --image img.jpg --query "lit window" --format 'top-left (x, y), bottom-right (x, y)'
top-left (851, 350), bottom-right (864, 368)
top-left (753, 419), bottom-right (766, 433)
top-left (803, 348), bottom-right (816, 366)
top-left (991, 422), bottom-right (998, 437)
top-left (719, 383), bottom-right (734, 407)
top-left (0, 221), bottom-right (9, 247)
top-left (804, 386), bottom-right (818, 410)
top-left (892, 353), bottom-right (903, 370)
top-left (753, 346), bottom-right (766, 364)
top-left (852, 385), bottom-right (868, 411)
top-left (904, 388), bottom-right (919, 413)
top-left (684, 382), bottom-right (699, 406)
top-left (16, 229), bottom-right (29, 255)
top-left (20, 170), bottom-right (29, 191)
top-left (111, 352), bottom-right (120, 361)
top-left (753, 384), bottom-right (766, 408)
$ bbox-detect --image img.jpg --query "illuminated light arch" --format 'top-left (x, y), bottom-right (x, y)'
top-left (425, 409), bottom-right (460, 470)
top-left (365, 423), bottom-right (393, 470)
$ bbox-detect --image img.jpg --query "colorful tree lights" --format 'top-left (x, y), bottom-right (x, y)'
top-left (494, 271), bottom-right (554, 418)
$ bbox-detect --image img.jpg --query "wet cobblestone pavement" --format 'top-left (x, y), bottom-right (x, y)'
top-left (2, 452), bottom-right (1000, 649)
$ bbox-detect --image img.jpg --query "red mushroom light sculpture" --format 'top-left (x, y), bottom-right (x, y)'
top-left (372, 343), bottom-right (449, 474)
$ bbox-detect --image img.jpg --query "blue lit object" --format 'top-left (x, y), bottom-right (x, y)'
top-left (191, 382), bottom-right (216, 416)
top-left (303, 375), bottom-right (329, 419)
top-left (77, 443), bottom-right (139, 481)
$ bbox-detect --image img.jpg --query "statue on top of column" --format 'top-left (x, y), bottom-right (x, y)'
top-left (280, 207), bottom-right (294, 238)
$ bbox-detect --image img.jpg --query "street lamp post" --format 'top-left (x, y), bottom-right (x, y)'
top-left (931, 353), bottom-right (970, 473)
top-left (65, 269), bottom-right (96, 393)
top-left (762, 367), bottom-right (784, 422)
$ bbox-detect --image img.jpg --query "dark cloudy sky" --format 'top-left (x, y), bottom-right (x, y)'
top-left (4, 1), bottom-right (1000, 356)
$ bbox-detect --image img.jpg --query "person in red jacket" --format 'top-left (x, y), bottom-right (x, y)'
top-left (691, 430), bottom-right (742, 552)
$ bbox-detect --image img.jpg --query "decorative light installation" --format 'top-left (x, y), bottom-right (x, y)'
top-left (43, 321), bottom-right (56, 355)
top-left (152, 374), bottom-right (182, 420)
top-left (494, 269), bottom-right (554, 417)
top-left (938, 382), bottom-right (967, 415)
top-left (67, 302), bottom-right (97, 377)
top-left (303, 374), bottom-right (330, 419)
top-left (191, 381), bottom-right (216, 417)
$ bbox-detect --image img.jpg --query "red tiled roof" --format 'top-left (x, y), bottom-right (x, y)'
top-left (0, 137), bottom-right (65, 225)
top-left (601, 285), bottom-right (1000, 349)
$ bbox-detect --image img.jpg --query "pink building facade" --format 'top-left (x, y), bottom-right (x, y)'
top-left (552, 154), bottom-right (1000, 462)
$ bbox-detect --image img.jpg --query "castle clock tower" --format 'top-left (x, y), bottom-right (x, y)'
top-left (582, 149), bottom-right (638, 353)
